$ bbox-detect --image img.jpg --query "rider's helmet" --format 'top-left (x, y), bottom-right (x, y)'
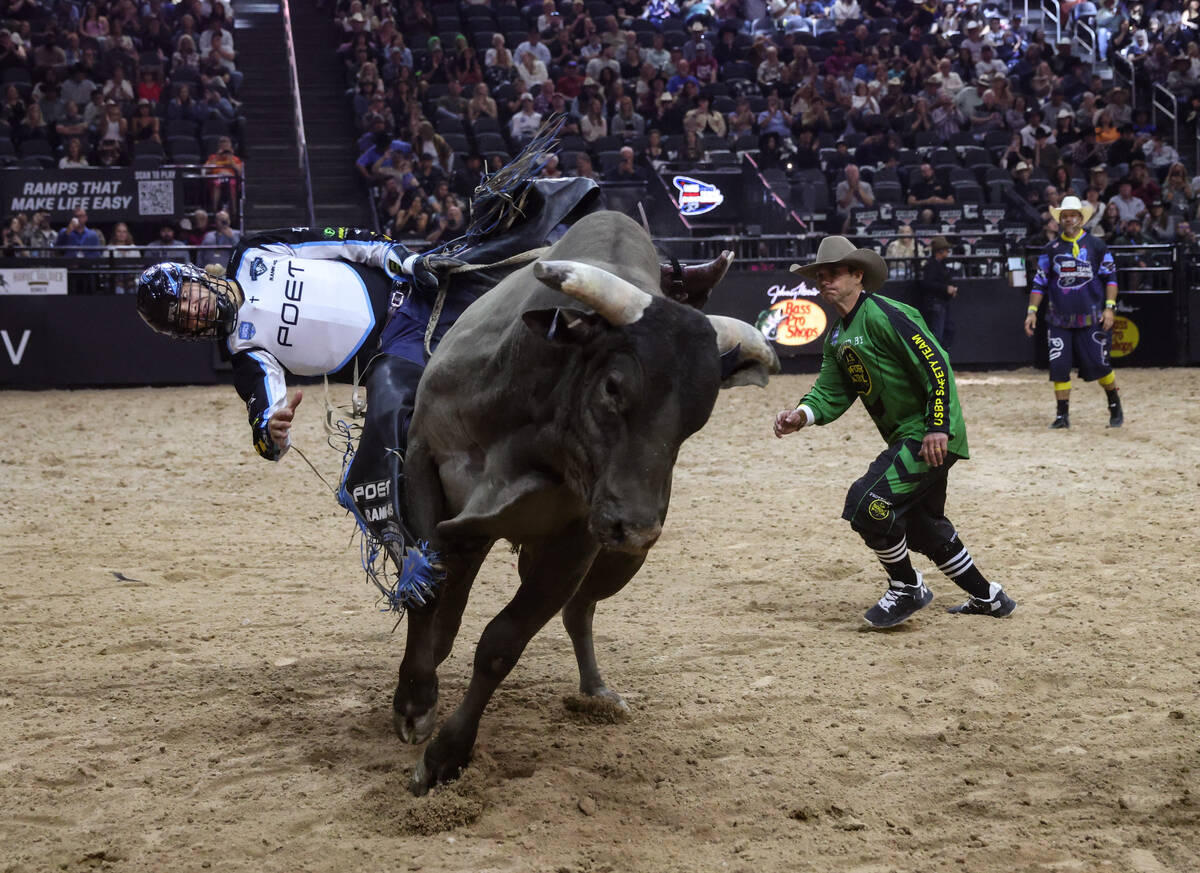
top-left (136, 262), bottom-right (240, 341)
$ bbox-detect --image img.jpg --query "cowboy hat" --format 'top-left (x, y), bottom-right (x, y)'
top-left (1049, 194), bottom-right (1095, 224)
top-left (790, 236), bottom-right (888, 292)
top-left (930, 236), bottom-right (953, 252)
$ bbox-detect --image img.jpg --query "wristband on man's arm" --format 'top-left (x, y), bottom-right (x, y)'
top-left (1027, 305), bottom-right (1038, 314)
top-left (791, 403), bottom-right (815, 427)
top-left (1105, 300), bottom-right (1116, 309)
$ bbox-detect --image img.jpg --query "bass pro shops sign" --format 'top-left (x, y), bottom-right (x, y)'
top-left (705, 270), bottom-right (836, 370)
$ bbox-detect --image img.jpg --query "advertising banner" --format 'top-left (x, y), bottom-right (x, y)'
top-left (0, 168), bottom-right (182, 223)
top-left (707, 271), bottom-right (837, 372)
top-left (0, 267), bottom-right (68, 295)
top-left (707, 270), bottom-right (1033, 371)
top-left (1109, 291), bottom-right (1177, 367)
top-left (0, 294), bottom-right (217, 387)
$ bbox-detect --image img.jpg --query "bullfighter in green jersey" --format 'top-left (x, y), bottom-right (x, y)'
top-left (773, 236), bottom-right (1017, 628)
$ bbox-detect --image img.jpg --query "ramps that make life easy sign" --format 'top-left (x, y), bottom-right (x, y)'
top-left (0, 168), bottom-right (182, 222)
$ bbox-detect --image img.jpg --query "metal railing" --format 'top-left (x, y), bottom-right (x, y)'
top-left (1074, 19), bottom-right (1098, 68)
top-left (281, 0), bottom-right (316, 226)
top-left (745, 154), bottom-right (809, 233)
top-left (2, 245), bottom-right (240, 293)
top-left (1152, 83), bottom-right (1181, 155)
top-left (654, 231), bottom-right (1012, 276)
top-left (1040, 0), bottom-right (1063, 44)
top-left (1105, 241), bottom-right (1179, 294)
top-left (1111, 51), bottom-right (1136, 109)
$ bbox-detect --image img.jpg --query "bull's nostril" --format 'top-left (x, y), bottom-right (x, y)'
top-left (610, 521), bottom-right (626, 543)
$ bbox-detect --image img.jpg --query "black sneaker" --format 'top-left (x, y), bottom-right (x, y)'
top-left (863, 574), bottom-right (934, 628)
top-left (947, 589), bottom-right (1017, 618)
top-left (1108, 401), bottom-right (1123, 428)
top-left (1050, 414), bottom-right (1070, 429)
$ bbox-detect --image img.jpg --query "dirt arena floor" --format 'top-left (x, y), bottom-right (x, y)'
top-left (2, 366), bottom-right (1198, 873)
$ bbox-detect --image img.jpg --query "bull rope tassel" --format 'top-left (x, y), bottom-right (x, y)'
top-left (330, 422), bottom-right (444, 620)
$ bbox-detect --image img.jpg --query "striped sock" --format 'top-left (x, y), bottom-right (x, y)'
top-left (937, 544), bottom-right (996, 600)
top-left (874, 537), bottom-right (918, 587)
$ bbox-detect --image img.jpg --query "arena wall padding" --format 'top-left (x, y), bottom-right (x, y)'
top-left (1188, 288), bottom-right (1200, 364)
top-left (0, 295), bottom-right (219, 388)
top-left (1106, 289), bottom-right (1179, 367)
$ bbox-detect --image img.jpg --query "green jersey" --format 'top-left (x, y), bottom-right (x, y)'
top-left (799, 293), bottom-right (969, 458)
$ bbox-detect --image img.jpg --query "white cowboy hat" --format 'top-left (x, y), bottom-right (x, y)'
top-left (1049, 195), bottom-right (1095, 224)
top-left (790, 236), bottom-right (888, 292)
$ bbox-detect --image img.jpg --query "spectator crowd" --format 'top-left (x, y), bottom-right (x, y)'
top-left (6, 0), bottom-right (1200, 270)
top-left (0, 0), bottom-right (248, 263)
top-left (335, 0), bottom-right (1200, 254)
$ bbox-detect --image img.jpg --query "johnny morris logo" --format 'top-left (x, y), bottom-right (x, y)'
top-left (673, 175), bottom-right (724, 216)
top-left (249, 256), bottom-right (267, 281)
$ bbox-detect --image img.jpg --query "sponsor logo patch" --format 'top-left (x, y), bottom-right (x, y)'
top-left (841, 346), bottom-right (872, 394)
top-left (237, 321), bottom-right (256, 340)
top-left (1053, 253), bottom-right (1093, 290)
top-left (868, 498), bottom-right (891, 520)
top-left (249, 256), bottom-right (266, 280)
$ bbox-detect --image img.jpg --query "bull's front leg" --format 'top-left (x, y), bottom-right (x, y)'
top-left (392, 438), bottom-right (489, 744)
top-left (393, 544), bottom-right (489, 744)
top-left (562, 548), bottom-right (646, 710)
top-left (410, 521), bottom-right (600, 795)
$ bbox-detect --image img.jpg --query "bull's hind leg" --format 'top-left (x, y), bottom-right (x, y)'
top-left (410, 522), bottom-right (600, 795)
top-left (562, 548), bottom-right (646, 710)
top-left (393, 543), bottom-right (490, 744)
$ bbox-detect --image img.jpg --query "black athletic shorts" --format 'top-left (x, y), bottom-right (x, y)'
top-left (842, 438), bottom-right (959, 553)
top-left (1047, 324), bottom-right (1112, 383)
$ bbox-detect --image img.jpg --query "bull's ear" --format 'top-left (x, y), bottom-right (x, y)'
top-left (522, 307), bottom-right (605, 345)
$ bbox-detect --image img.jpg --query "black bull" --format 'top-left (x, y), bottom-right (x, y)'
top-left (394, 211), bottom-right (779, 795)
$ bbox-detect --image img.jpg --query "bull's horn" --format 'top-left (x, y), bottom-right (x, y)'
top-left (707, 315), bottom-right (782, 388)
top-left (533, 260), bottom-right (653, 326)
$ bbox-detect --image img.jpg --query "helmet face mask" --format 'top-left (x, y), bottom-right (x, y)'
top-left (136, 262), bottom-right (240, 341)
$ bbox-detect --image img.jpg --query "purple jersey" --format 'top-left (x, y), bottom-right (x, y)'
top-left (1032, 232), bottom-right (1116, 328)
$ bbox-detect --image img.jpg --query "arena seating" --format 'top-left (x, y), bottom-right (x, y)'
top-left (0, 0), bottom-right (249, 252)
top-left (327, 0), bottom-right (1198, 248)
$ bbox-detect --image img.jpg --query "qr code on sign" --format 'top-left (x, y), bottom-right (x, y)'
top-left (138, 180), bottom-right (175, 216)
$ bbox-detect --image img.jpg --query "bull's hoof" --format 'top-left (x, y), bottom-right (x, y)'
top-left (393, 703), bottom-right (438, 745)
top-left (409, 756), bottom-right (434, 796)
top-left (585, 686), bottom-right (630, 712)
top-left (409, 741), bottom-right (468, 796)
top-left (564, 687), bottom-right (631, 724)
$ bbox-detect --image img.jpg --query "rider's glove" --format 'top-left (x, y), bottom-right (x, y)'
top-left (385, 243), bottom-right (440, 296)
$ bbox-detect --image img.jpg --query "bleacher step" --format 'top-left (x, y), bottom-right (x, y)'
top-left (232, 0), bottom-right (309, 226)
top-left (283, 0), bottom-right (374, 228)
